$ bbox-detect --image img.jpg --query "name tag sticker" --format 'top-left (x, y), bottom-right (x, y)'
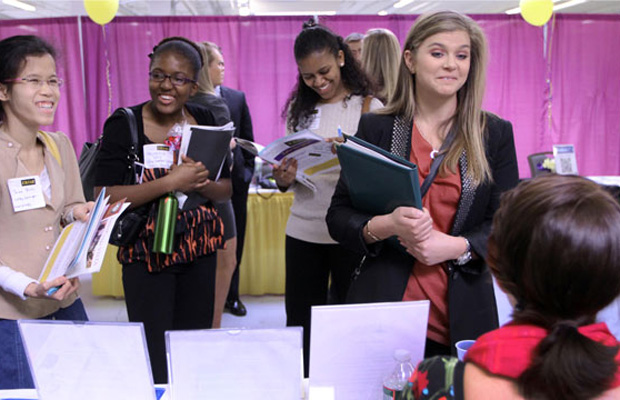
top-left (143, 144), bottom-right (173, 169)
top-left (7, 175), bottom-right (46, 212)
top-left (308, 108), bottom-right (321, 131)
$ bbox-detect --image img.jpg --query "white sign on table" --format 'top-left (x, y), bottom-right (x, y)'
top-left (309, 300), bottom-right (430, 400)
top-left (18, 320), bottom-right (156, 400)
top-left (166, 327), bottom-right (303, 400)
top-left (553, 144), bottom-right (578, 175)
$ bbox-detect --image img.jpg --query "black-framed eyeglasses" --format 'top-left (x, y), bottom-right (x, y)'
top-left (3, 77), bottom-right (64, 89)
top-left (148, 71), bottom-right (196, 87)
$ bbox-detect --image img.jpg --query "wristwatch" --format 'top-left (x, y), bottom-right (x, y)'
top-left (454, 238), bottom-right (472, 266)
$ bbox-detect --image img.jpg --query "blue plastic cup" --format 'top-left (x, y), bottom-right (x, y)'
top-left (455, 339), bottom-right (476, 361)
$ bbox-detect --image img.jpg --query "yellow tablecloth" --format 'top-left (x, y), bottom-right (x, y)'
top-left (91, 191), bottom-right (293, 297)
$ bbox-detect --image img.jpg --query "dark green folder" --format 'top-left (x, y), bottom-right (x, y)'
top-left (336, 134), bottom-right (422, 215)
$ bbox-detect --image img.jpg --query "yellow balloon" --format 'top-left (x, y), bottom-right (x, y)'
top-left (84, 0), bottom-right (119, 25)
top-left (520, 0), bottom-right (553, 26)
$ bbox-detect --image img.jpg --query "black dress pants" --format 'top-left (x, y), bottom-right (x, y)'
top-left (285, 236), bottom-right (361, 377)
top-left (123, 254), bottom-right (216, 384)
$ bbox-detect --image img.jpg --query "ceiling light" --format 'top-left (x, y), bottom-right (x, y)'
top-left (393, 0), bottom-right (415, 9)
top-left (254, 10), bottom-right (337, 16)
top-left (504, 5), bottom-right (520, 15)
top-left (239, 5), bottom-right (250, 16)
top-left (2, 0), bottom-right (36, 12)
top-left (378, 10), bottom-right (388, 16)
top-left (553, 0), bottom-right (587, 11)
top-left (408, 2), bottom-right (430, 12)
top-left (505, 0), bottom-right (565, 15)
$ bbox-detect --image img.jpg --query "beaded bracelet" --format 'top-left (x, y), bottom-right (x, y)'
top-left (365, 219), bottom-right (382, 242)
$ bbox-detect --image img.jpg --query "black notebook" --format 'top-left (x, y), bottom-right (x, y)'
top-left (179, 123), bottom-right (234, 210)
top-left (337, 135), bottom-right (422, 252)
top-left (336, 134), bottom-right (422, 214)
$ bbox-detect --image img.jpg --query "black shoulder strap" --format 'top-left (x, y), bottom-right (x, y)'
top-left (420, 153), bottom-right (445, 198)
top-left (120, 107), bottom-right (139, 183)
top-left (419, 124), bottom-right (457, 198)
top-left (121, 107), bottom-right (139, 153)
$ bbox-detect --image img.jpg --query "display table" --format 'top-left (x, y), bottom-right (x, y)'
top-left (0, 386), bottom-right (169, 399)
top-left (91, 191), bottom-right (293, 297)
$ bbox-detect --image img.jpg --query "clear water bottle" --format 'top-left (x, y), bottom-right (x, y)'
top-left (382, 349), bottom-right (415, 400)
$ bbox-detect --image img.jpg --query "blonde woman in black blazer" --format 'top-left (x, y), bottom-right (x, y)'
top-left (326, 11), bottom-right (519, 357)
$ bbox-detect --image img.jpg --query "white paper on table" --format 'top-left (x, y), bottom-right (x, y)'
top-left (494, 276), bottom-right (514, 326)
top-left (587, 176), bottom-right (620, 187)
top-left (166, 327), bottom-right (303, 400)
top-left (553, 144), bottom-right (578, 175)
top-left (18, 320), bottom-right (155, 400)
top-left (309, 300), bottom-right (430, 400)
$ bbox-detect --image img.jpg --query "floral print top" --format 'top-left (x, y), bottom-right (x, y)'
top-left (402, 356), bottom-right (464, 400)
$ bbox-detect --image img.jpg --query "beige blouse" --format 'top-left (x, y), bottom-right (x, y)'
top-left (0, 130), bottom-right (84, 319)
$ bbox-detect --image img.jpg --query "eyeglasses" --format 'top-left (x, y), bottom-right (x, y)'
top-left (148, 71), bottom-right (196, 87)
top-left (3, 77), bottom-right (64, 89)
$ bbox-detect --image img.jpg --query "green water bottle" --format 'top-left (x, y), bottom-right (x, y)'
top-left (152, 192), bottom-right (178, 254)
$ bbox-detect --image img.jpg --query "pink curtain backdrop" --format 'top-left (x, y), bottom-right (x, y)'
top-left (1, 14), bottom-right (619, 177)
top-left (0, 17), bottom-right (87, 151)
top-left (549, 15), bottom-right (620, 176)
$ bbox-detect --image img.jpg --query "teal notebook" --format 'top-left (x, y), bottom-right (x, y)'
top-left (336, 134), bottom-right (422, 215)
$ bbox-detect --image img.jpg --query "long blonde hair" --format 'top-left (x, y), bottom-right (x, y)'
top-left (195, 41), bottom-right (219, 95)
top-left (361, 28), bottom-right (401, 104)
top-left (380, 11), bottom-right (491, 184)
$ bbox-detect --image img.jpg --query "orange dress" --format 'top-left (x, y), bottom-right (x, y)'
top-left (402, 124), bottom-right (461, 346)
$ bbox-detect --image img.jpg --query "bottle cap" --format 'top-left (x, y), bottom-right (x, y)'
top-left (394, 349), bottom-right (411, 362)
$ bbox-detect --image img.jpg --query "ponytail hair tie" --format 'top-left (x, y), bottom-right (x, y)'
top-left (550, 319), bottom-right (581, 338)
top-left (302, 18), bottom-right (318, 29)
top-left (514, 298), bottom-right (526, 312)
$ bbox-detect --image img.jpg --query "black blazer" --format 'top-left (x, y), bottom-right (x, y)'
top-left (220, 86), bottom-right (255, 195)
top-left (326, 111), bottom-right (519, 349)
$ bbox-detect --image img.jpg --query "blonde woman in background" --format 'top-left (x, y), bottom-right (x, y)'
top-left (191, 42), bottom-right (231, 125)
top-left (361, 28), bottom-right (401, 104)
top-left (189, 41), bottom-right (237, 329)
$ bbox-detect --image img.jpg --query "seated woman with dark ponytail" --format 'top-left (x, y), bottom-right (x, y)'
top-left (404, 174), bottom-right (620, 400)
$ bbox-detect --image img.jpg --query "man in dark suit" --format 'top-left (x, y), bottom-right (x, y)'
top-left (212, 44), bottom-right (255, 316)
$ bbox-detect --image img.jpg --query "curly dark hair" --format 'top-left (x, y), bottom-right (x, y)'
top-left (282, 20), bottom-right (373, 132)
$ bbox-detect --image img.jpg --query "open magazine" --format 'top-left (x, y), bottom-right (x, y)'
top-left (235, 129), bottom-right (339, 192)
top-left (38, 188), bottom-right (130, 283)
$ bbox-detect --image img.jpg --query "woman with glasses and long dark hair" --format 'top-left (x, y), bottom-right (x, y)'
top-left (93, 36), bottom-right (231, 383)
top-left (0, 35), bottom-right (92, 389)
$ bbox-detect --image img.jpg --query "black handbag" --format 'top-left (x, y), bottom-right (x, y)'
top-left (79, 107), bottom-right (138, 200)
top-left (77, 107), bottom-right (146, 246)
top-left (78, 137), bottom-right (102, 201)
top-left (109, 204), bottom-right (149, 246)
top-left (107, 108), bottom-right (149, 246)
